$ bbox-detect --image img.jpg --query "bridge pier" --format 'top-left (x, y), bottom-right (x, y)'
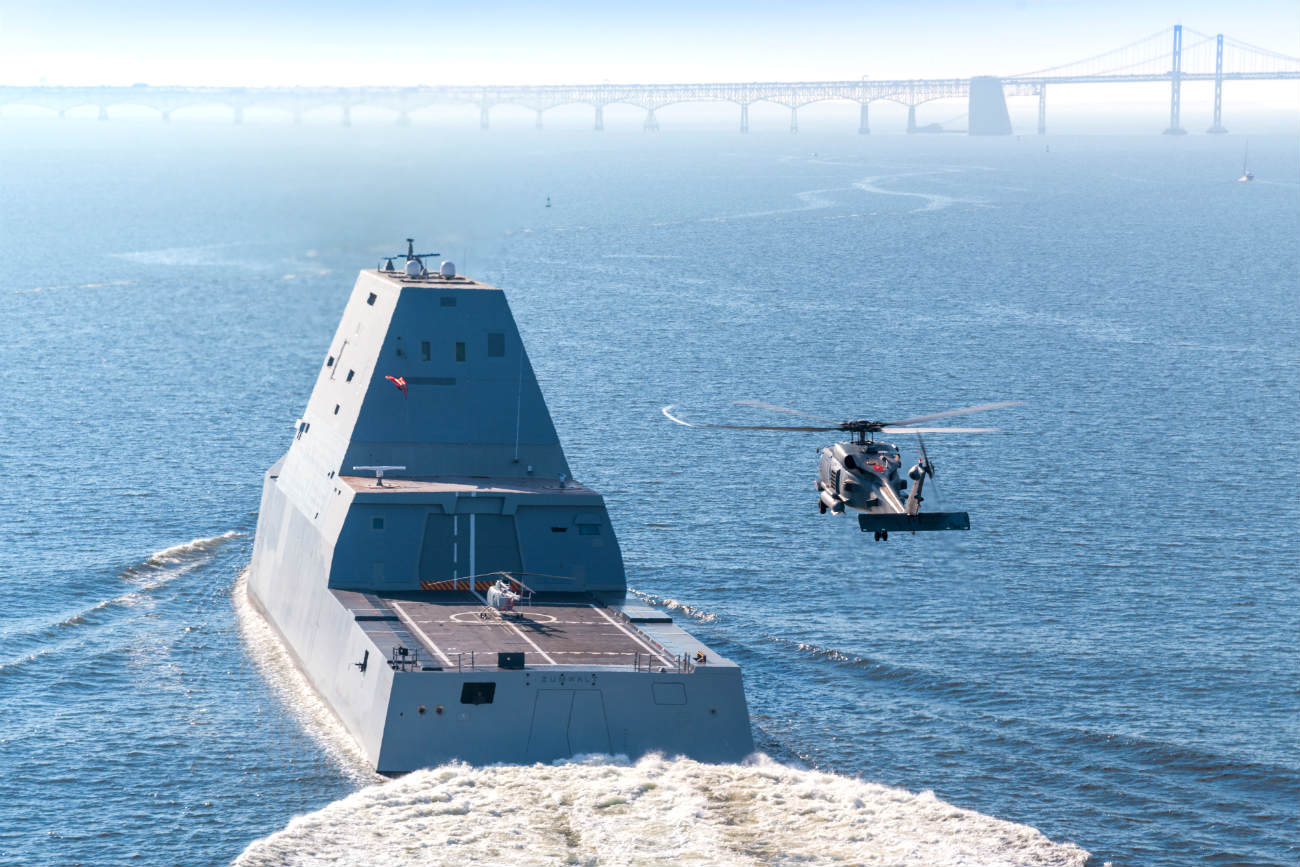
top-left (789, 107), bottom-right (798, 133)
top-left (341, 105), bottom-right (352, 127)
top-left (594, 105), bottom-right (604, 131)
top-left (906, 105), bottom-right (916, 134)
top-left (1037, 84), bottom-right (1046, 135)
top-left (292, 110), bottom-right (302, 126)
top-left (1163, 24), bottom-right (1187, 135)
top-left (643, 108), bottom-right (659, 132)
top-left (97, 105), bottom-right (108, 122)
top-left (1208, 33), bottom-right (1228, 134)
top-left (739, 103), bottom-right (749, 133)
top-left (233, 105), bottom-right (244, 125)
top-left (479, 105), bottom-right (490, 130)
top-left (535, 109), bottom-right (544, 130)
top-left (858, 102), bottom-right (870, 134)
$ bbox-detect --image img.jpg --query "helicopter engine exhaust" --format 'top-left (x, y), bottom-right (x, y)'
top-left (819, 490), bottom-right (844, 515)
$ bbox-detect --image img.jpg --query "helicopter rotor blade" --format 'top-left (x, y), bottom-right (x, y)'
top-left (917, 431), bottom-right (945, 507)
top-left (733, 400), bottom-right (839, 424)
top-left (878, 426), bottom-right (998, 434)
top-left (662, 406), bottom-right (836, 432)
top-left (882, 400), bottom-right (1024, 428)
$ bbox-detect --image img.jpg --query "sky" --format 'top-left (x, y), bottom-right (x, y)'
top-left (1, 0), bottom-right (1297, 88)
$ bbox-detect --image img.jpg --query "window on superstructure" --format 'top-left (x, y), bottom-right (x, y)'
top-left (455, 342), bottom-right (466, 362)
top-left (333, 404), bottom-right (340, 415)
top-left (487, 333), bottom-right (505, 357)
top-left (326, 355), bottom-right (335, 367)
top-left (346, 369), bottom-right (355, 382)
top-left (366, 293), bottom-right (377, 306)
top-left (372, 517), bottom-right (385, 530)
top-left (420, 341), bottom-right (431, 362)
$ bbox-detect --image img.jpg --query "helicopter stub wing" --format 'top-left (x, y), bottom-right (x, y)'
top-left (857, 512), bottom-right (970, 533)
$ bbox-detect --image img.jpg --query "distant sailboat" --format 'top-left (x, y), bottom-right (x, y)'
top-left (545, 195), bottom-right (552, 208)
top-left (1238, 141), bottom-right (1255, 182)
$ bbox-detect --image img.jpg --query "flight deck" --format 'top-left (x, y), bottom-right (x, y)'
top-left (333, 589), bottom-right (680, 671)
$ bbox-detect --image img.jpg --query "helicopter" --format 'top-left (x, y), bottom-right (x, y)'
top-left (662, 400), bottom-right (1023, 541)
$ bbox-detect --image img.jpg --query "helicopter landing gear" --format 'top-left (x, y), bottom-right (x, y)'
top-left (872, 529), bottom-right (889, 542)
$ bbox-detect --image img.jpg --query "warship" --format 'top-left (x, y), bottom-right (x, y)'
top-left (247, 246), bottom-right (754, 773)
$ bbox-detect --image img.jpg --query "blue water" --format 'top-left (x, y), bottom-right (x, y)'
top-left (1, 122), bottom-right (1297, 866)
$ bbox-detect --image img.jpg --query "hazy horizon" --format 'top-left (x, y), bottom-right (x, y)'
top-left (1, 0), bottom-right (1297, 101)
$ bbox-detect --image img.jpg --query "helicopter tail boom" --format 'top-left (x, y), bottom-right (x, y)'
top-left (857, 512), bottom-right (970, 533)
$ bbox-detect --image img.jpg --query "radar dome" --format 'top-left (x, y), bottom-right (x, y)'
top-left (440, 261), bottom-right (456, 278)
top-left (404, 259), bottom-right (423, 277)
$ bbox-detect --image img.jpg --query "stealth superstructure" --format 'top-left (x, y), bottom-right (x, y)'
top-left (248, 259), bottom-right (753, 772)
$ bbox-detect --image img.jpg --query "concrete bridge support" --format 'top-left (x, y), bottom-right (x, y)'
top-left (968, 76), bottom-right (1012, 135)
top-left (739, 103), bottom-right (749, 133)
top-left (1207, 33), bottom-right (1227, 133)
top-left (479, 105), bottom-right (490, 130)
top-left (233, 105), bottom-right (244, 125)
top-left (1164, 24), bottom-right (1187, 134)
top-left (789, 107), bottom-right (798, 133)
top-left (594, 105), bottom-right (604, 131)
top-left (341, 105), bottom-right (352, 127)
top-left (858, 102), bottom-right (870, 134)
top-left (97, 105), bottom-right (108, 121)
top-left (643, 108), bottom-right (659, 132)
top-left (535, 109), bottom-right (544, 130)
top-left (1037, 85), bottom-right (1046, 135)
top-left (906, 105), bottom-right (916, 134)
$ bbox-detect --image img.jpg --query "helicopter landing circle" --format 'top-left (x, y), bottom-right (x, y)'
top-left (450, 610), bottom-right (558, 624)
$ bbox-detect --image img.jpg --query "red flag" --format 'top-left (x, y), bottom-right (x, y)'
top-left (385, 375), bottom-right (408, 398)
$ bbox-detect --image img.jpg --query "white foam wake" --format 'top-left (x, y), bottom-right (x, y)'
top-left (233, 754), bottom-right (1088, 867)
top-left (853, 170), bottom-right (984, 213)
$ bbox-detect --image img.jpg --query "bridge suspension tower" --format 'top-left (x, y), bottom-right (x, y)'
top-left (1164, 24), bottom-right (1187, 135)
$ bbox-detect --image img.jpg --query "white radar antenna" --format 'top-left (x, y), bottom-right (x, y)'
top-left (352, 465), bottom-right (406, 486)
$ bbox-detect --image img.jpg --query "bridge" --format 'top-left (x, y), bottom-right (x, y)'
top-left (1, 26), bottom-right (1295, 135)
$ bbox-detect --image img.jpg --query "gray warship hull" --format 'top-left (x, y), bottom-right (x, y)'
top-left (248, 264), bottom-right (752, 773)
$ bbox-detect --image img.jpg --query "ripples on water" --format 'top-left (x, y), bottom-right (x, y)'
top-left (0, 124), bottom-right (1296, 866)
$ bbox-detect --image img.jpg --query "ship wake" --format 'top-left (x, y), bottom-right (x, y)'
top-left (0, 531), bottom-right (245, 674)
top-left (233, 754), bottom-right (1088, 867)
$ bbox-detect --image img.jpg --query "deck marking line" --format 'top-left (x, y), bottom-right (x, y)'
top-left (589, 604), bottom-right (674, 667)
top-left (390, 601), bottom-right (456, 669)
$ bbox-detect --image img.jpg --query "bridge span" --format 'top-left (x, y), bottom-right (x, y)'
top-left (2, 26), bottom-right (1295, 135)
